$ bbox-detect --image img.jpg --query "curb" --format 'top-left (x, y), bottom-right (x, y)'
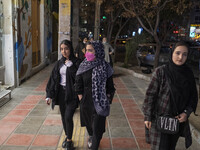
top-left (114, 65), bottom-right (200, 145)
top-left (114, 66), bottom-right (151, 81)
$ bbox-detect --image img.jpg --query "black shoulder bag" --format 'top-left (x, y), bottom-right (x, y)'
top-left (156, 67), bottom-right (180, 134)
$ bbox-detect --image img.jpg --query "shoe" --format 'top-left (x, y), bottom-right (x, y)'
top-left (62, 137), bottom-right (67, 148)
top-left (87, 136), bottom-right (92, 149)
top-left (65, 141), bottom-right (74, 150)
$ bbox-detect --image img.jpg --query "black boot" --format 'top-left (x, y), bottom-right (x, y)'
top-left (65, 141), bottom-right (74, 150)
top-left (87, 136), bottom-right (92, 149)
top-left (62, 137), bottom-right (67, 148)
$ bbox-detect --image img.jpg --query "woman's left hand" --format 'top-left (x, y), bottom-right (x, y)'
top-left (176, 113), bottom-right (187, 123)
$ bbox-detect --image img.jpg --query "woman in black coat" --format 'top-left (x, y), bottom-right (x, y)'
top-left (46, 40), bottom-right (81, 150)
top-left (143, 41), bottom-right (198, 150)
top-left (75, 41), bottom-right (115, 150)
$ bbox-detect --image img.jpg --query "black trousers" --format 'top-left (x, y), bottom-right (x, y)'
top-left (159, 132), bottom-right (179, 150)
top-left (86, 112), bottom-right (106, 150)
top-left (58, 87), bottom-right (76, 140)
top-left (159, 123), bottom-right (185, 150)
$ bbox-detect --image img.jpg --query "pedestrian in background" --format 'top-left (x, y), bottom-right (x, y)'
top-left (75, 37), bottom-right (88, 61)
top-left (75, 41), bottom-right (115, 150)
top-left (102, 37), bottom-right (114, 67)
top-left (46, 40), bottom-right (81, 150)
top-left (143, 41), bottom-right (198, 150)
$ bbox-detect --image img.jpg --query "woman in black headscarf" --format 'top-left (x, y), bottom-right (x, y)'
top-left (75, 41), bottom-right (115, 150)
top-left (142, 41), bottom-right (198, 150)
top-left (46, 39), bottom-right (81, 150)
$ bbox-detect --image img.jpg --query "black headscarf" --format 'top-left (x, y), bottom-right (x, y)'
top-left (164, 41), bottom-right (198, 115)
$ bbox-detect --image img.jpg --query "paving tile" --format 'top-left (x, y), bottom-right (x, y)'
top-left (37, 100), bottom-right (47, 105)
top-left (124, 107), bottom-right (142, 114)
top-left (29, 147), bottom-right (55, 150)
top-left (33, 105), bottom-right (50, 111)
top-left (0, 133), bottom-right (10, 145)
top-left (0, 115), bottom-right (24, 124)
top-left (28, 110), bottom-right (49, 116)
top-left (108, 113), bottom-right (126, 120)
top-left (22, 116), bottom-right (46, 125)
top-left (110, 127), bottom-right (133, 137)
top-left (20, 99), bottom-right (40, 105)
top-left (5, 134), bottom-right (34, 146)
top-left (129, 120), bottom-right (145, 129)
top-left (15, 124), bottom-right (41, 134)
top-left (126, 113), bottom-right (144, 120)
top-left (24, 95), bottom-right (44, 101)
top-left (15, 104), bottom-right (35, 110)
top-left (7, 109), bottom-right (30, 116)
top-left (118, 95), bottom-right (133, 99)
top-left (43, 115), bottom-right (62, 126)
top-left (132, 128), bottom-right (145, 138)
top-left (39, 125), bottom-right (62, 135)
top-left (99, 137), bottom-right (111, 149)
top-left (0, 146), bottom-right (28, 150)
top-left (0, 123), bottom-right (18, 134)
top-left (32, 135), bottom-right (60, 146)
top-left (116, 89), bottom-right (130, 95)
top-left (136, 137), bottom-right (151, 149)
top-left (112, 138), bottom-right (138, 149)
top-left (108, 119), bottom-right (129, 128)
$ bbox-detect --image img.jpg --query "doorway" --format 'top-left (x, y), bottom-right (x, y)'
top-left (32, 0), bottom-right (40, 67)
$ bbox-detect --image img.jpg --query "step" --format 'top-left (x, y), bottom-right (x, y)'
top-left (0, 90), bottom-right (11, 100)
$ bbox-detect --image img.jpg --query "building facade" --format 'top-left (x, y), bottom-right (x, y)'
top-left (0, 0), bottom-right (53, 88)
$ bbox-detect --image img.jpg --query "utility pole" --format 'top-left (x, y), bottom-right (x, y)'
top-left (58, 0), bottom-right (71, 59)
top-left (94, 0), bottom-right (103, 40)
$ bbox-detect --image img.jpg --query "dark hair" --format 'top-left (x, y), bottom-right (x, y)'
top-left (60, 39), bottom-right (75, 59)
top-left (173, 41), bottom-right (189, 52)
top-left (169, 41), bottom-right (190, 63)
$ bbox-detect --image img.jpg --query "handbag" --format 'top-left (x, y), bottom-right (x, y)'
top-left (156, 66), bottom-right (180, 134)
top-left (156, 115), bottom-right (179, 134)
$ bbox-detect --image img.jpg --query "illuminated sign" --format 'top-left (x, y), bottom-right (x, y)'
top-left (190, 24), bottom-right (200, 39)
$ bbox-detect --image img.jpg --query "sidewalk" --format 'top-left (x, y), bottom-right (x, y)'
top-left (0, 63), bottom-right (199, 150)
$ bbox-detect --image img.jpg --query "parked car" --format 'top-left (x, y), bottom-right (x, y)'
top-left (136, 43), bottom-right (170, 68)
top-left (110, 39), bottom-right (127, 52)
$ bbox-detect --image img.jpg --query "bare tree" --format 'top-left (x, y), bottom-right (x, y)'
top-left (120, 0), bottom-right (191, 68)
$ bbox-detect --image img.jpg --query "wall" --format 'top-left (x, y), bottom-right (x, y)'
top-left (2, 0), bottom-right (15, 86)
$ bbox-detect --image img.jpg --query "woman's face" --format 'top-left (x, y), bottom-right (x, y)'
top-left (86, 45), bottom-right (95, 55)
top-left (172, 45), bottom-right (188, 66)
top-left (60, 44), bottom-right (70, 59)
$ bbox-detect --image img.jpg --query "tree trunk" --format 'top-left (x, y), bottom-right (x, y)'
top-left (94, 0), bottom-right (102, 40)
top-left (154, 43), bottom-right (161, 68)
top-left (72, 0), bottom-right (79, 49)
top-left (113, 18), bottom-right (130, 62)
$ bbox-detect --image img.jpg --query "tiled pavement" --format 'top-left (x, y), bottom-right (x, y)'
top-left (0, 64), bottom-right (199, 150)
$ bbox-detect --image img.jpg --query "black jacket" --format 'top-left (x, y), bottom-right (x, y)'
top-left (75, 69), bottom-right (115, 126)
top-left (46, 57), bottom-right (81, 109)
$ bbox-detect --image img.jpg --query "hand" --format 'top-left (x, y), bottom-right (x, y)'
top-left (78, 95), bottom-right (83, 101)
top-left (144, 121), bottom-right (152, 129)
top-left (46, 98), bottom-right (51, 105)
top-left (176, 113), bottom-right (187, 123)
